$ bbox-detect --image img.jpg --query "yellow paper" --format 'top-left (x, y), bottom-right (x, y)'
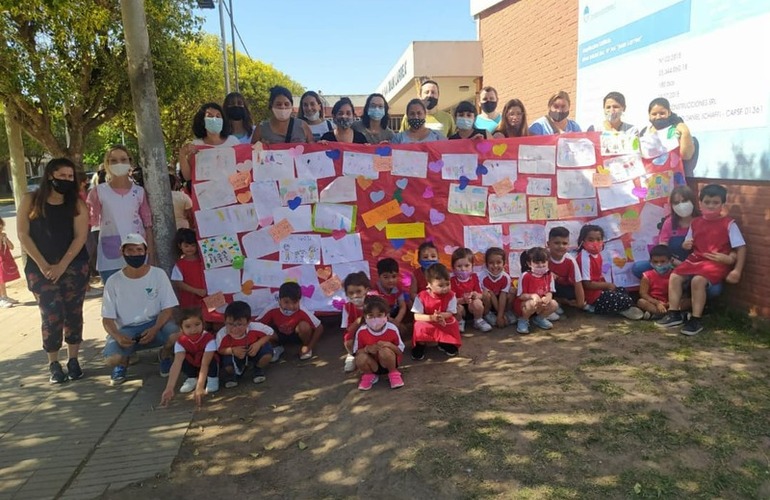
top-left (361, 199), bottom-right (402, 228)
top-left (385, 222), bottom-right (425, 240)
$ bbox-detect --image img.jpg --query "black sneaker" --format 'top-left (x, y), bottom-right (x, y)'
top-left (411, 344), bottom-right (426, 361)
top-left (67, 358), bottom-right (83, 380)
top-left (437, 343), bottom-right (459, 357)
top-left (49, 362), bottom-right (67, 384)
top-left (681, 317), bottom-right (704, 336)
top-left (655, 311), bottom-right (683, 328)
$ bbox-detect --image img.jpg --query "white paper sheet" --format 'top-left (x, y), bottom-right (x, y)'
top-left (319, 176), bottom-right (357, 203)
top-left (241, 227), bottom-right (279, 259)
top-left (204, 267), bottom-right (241, 294)
top-left (507, 251), bottom-right (523, 278)
top-left (448, 184), bottom-right (488, 217)
top-left (488, 193), bottom-right (528, 223)
top-left (242, 259), bottom-right (287, 288)
top-left (556, 137), bottom-right (597, 167)
top-left (272, 205), bottom-right (313, 233)
top-left (526, 177), bottom-right (553, 196)
top-left (250, 180), bottom-right (281, 226)
top-left (253, 149), bottom-right (295, 180)
top-left (193, 179), bottom-right (236, 210)
top-left (313, 203), bottom-right (356, 232)
top-left (199, 234), bottom-right (242, 270)
top-left (605, 154), bottom-right (646, 183)
top-left (196, 204), bottom-right (258, 238)
top-left (557, 169), bottom-right (596, 199)
top-left (232, 288), bottom-right (276, 318)
top-left (600, 131), bottom-right (639, 156)
top-left (518, 145), bottom-right (556, 175)
top-left (278, 178), bottom-right (319, 205)
top-left (441, 153), bottom-right (479, 180)
top-left (544, 220), bottom-right (583, 249)
top-left (321, 233), bottom-right (363, 264)
top-left (463, 225), bottom-right (504, 254)
top-left (342, 151), bottom-right (378, 179)
top-left (481, 159), bottom-right (518, 186)
top-left (597, 180), bottom-right (639, 211)
top-left (278, 234), bottom-right (322, 264)
top-left (296, 151), bottom-right (336, 179)
top-left (507, 224), bottom-right (546, 249)
top-left (195, 147), bottom-right (237, 181)
top-left (391, 150), bottom-right (428, 178)
top-left (589, 213), bottom-right (624, 241)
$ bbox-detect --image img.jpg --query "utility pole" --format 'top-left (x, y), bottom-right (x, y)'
top-left (219, 0), bottom-right (230, 94)
top-left (119, 0), bottom-right (175, 273)
top-left (229, 0), bottom-right (238, 92)
top-left (3, 103), bottom-right (28, 213)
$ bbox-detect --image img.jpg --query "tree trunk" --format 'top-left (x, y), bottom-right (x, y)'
top-left (4, 103), bottom-right (28, 210)
top-left (120, 0), bottom-right (175, 274)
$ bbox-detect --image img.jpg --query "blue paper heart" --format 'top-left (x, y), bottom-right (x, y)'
top-left (395, 178), bottom-right (408, 190)
top-left (287, 196), bottom-right (302, 210)
top-left (459, 176), bottom-right (470, 190)
top-left (652, 152), bottom-right (669, 165)
top-left (369, 190), bottom-right (385, 203)
top-left (476, 164), bottom-right (488, 176)
top-left (673, 172), bottom-right (686, 186)
top-left (325, 149), bottom-right (341, 160)
top-left (391, 239), bottom-right (405, 249)
top-left (375, 146), bottom-right (392, 156)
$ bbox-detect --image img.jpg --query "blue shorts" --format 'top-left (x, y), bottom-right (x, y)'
top-left (102, 319), bottom-right (178, 358)
top-left (554, 283), bottom-right (577, 300)
top-left (220, 343), bottom-right (273, 375)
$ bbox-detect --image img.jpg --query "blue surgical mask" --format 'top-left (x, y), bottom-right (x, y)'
top-left (204, 116), bottom-right (223, 134)
top-left (368, 107), bottom-right (385, 120)
top-left (456, 117), bottom-right (474, 130)
top-left (652, 263), bottom-right (673, 275)
top-left (280, 308), bottom-right (296, 317)
top-left (124, 254), bottom-right (146, 269)
top-left (419, 259), bottom-right (438, 271)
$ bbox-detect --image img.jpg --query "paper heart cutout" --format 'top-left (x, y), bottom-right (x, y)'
top-left (332, 229), bottom-right (347, 240)
top-left (332, 298), bottom-right (345, 311)
top-left (601, 263), bottom-right (612, 274)
top-left (443, 245), bottom-right (459, 255)
top-left (316, 266), bottom-right (332, 280)
top-left (428, 160), bottom-right (444, 173)
top-left (673, 172), bottom-right (686, 186)
top-left (241, 280), bottom-right (254, 295)
top-left (401, 250), bottom-right (417, 265)
top-left (395, 178), bottom-right (408, 190)
top-left (301, 285), bottom-right (315, 298)
top-left (612, 257), bottom-right (627, 268)
top-left (357, 176), bottom-right (373, 190)
top-left (258, 217), bottom-right (273, 227)
top-left (458, 176), bottom-right (470, 190)
top-left (422, 186), bottom-right (434, 199)
top-left (393, 188), bottom-right (403, 203)
top-left (375, 146), bottom-right (392, 156)
top-left (369, 190), bottom-right (385, 203)
top-left (429, 208), bottom-right (445, 225)
top-left (502, 234), bottom-right (511, 246)
top-left (652, 152), bottom-right (669, 166)
top-left (492, 143), bottom-right (507, 156)
top-left (231, 255), bottom-right (244, 270)
top-left (476, 164), bottom-right (488, 176)
top-left (287, 196), bottom-right (302, 210)
top-left (474, 252), bottom-right (485, 266)
top-left (475, 141), bottom-right (493, 154)
top-left (371, 242), bottom-right (384, 257)
top-left (391, 239), bottom-right (405, 250)
top-left (236, 191), bottom-right (252, 204)
top-left (288, 145), bottom-right (304, 158)
top-left (325, 149), bottom-right (341, 160)
top-left (400, 203), bottom-right (415, 217)
top-left (632, 187), bottom-right (648, 198)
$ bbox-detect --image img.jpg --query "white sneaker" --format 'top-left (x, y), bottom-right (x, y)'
top-left (343, 354), bottom-right (356, 372)
top-left (620, 306), bottom-right (645, 320)
top-left (299, 349), bottom-right (313, 361)
top-left (505, 311), bottom-right (517, 325)
top-left (473, 318), bottom-right (493, 332)
top-left (483, 312), bottom-right (497, 326)
top-left (179, 377), bottom-right (197, 393)
top-left (0, 298), bottom-right (14, 308)
top-left (271, 346), bottom-right (284, 363)
top-left (555, 306), bottom-right (565, 315)
top-left (546, 312), bottom-right (560, 321)
top-left (205, 376), bottom-right (219, 393)
top-left (224, 380), bottom-right (238, 389)
top-left (458, 319), bottom-right (466, 333)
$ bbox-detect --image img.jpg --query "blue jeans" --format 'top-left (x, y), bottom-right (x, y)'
top-left (102, 319), bottom-right (178, 358)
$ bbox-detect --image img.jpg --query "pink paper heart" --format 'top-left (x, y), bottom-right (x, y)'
top-left (632, 187), bottom-right (648, 198)
top-left (502, 234), bottom-right (511, 246)
top-left (331, 229), bottom-right (347, 240)
top-left (301, 285), bottom-right (315, 298)
top-left (400, 203), bottom-right (415, 217)
top-left (288, 145), bottom-right (304, 158)
top-left (475, 141), bottom-right (493, 154)
top-left (332, 298), bottom-right (345, 310)
top-left (422, 186), bottom-right (434, 199)
top-left (259, 217), bottom-right (273, 227)
top-left (428, 160), bottom-right (444, 173)
top-left (429, 208), bottom-right (445, 225)
top-left (444, 245), bottom-right (459, 255)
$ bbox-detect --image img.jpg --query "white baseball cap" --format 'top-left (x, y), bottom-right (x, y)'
top-left (121, 233), bottom-right (147, 248)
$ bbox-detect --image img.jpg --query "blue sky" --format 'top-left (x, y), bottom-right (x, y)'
top-left (201, 0), bottom-right (477, 95)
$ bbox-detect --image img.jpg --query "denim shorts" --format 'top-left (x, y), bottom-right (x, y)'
top-left (102, 319), bottom-right (178, 358)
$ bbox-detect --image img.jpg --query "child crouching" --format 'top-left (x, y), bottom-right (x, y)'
top-left (353, 296), bottom-right (406, 391)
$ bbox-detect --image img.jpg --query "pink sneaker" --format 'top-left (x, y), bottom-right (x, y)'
top-left (388, 370), bottom-right (404, 389)
top-left (358, 373), bottom-right (379, 391)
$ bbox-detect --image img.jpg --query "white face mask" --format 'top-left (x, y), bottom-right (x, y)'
top-left (672, 201), bottom-right (694, 217)
top-left (273, 108), bottom-right (292, 121)
top-left (305, 111), bottom-right (320, 121)
top-left (110, 163), bottom-right (131, 177)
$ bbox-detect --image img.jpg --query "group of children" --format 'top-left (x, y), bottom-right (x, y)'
top-left (163, 183), bottom-right (745, 405)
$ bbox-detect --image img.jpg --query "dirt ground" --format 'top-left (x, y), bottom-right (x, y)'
top-left (105, 311), bottom-right (770, 500)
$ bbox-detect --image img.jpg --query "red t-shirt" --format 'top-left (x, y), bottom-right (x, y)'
top-left (258, 307), bottom-right (321, 336)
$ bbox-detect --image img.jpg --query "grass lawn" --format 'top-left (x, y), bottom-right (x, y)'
top-left (108, 307), bottom-right (770, 500)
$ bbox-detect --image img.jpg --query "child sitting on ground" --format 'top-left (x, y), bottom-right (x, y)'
top-left (411, 263), bottom-right (461, 360)
top-left (480, 247), bottom-right (517, 328)
top-left (160, 308), bottom-right (218, 407)
top-left (409, 241), bottom-right (439, 299)
top-left (657, 184), bottom-right (746, 335)
top-left (259, 282), bottom-right (323, 361)
top-left (450, 247), bottom-right (492, 332)
top-left (341, 271), bottom-right (370, 373)
top-left (547, 226), bottom-right (585, 317)
top-left (353, 296), bottom-right (406, 391)
top-left (371, 258), bottom-right (407, 329)
top-left (637, 245), bottom-right (689, 319)
top-left (514, 247), bottom-right (559, 335)
top-left (217, 301), bottom-right (274, 387)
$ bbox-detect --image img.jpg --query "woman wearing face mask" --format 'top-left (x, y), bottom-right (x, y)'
top-left (17, 158), bottom-right (89, 384)
top-left (86, 145), bottom-right (154, 284)
top-left (319, 97), bottom-right (367, 144)
top-left (297, 91), bottom-right (333, 141)
top-left (529, 91), bottom-right (581, 136)
top-left (353, 93), bottom-right (394, 144)
top-left (474, 86), bottom-right (501, 134)
top-left (252, 86), bottom-right (313, 145)
top-left (493, 99), bottom-right (529, 138)
top-left (391, 99), bottom-right (446, 144)
top-left (178, 102), bottom-right (239, 180)
top-left (223, 92), bottom-right (256, 144)
top-left (641, 97), bottom-right (694, 160)
top-left (449, 101), bottom-right (487, 140)
top-left (587, 91), bottom-right (638, 135)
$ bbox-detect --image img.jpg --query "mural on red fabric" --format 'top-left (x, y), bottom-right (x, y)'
top-left (189, 131), bottom-right (684, 315)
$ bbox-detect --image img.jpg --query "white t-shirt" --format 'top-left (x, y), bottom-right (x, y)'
top-left (102, 266), bottom-right (179, 328)
top-left (192, 136), bottom-right (240, 147)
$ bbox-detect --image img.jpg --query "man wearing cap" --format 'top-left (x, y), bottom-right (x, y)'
top-left (102, 233), bottom-right (179, 385)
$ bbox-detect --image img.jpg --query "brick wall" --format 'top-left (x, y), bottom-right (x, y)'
top-left (478, 0), bottom-right (579, 119)
top-left (697, 179), bottom-right (770, 318)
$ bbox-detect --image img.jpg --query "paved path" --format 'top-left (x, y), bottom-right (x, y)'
top-left (0, 208), bottom-right (193, 500)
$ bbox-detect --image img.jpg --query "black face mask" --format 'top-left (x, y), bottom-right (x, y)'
top-left (424, 97), bottom-right (438, 110)
top-left (549, 110), bottom-right (569, 122)
top-left (124, 254), bottom-right (146, 268)
top-left (652, 117), bottom-right (672, 130)
top-left (50, 179), bottom-right (76, 195)
top-left (481, 101), bottom-right (497, 113)
top-left (227, 106), bottom-right (245, 121)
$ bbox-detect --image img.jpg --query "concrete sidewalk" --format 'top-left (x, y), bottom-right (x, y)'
top-left (0, 208), bottom-right (193, 499)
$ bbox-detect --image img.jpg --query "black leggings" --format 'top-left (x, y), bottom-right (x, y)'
top-left (593, 288), bottom-right (635, 315)
top-left (181, 359), bottom-right (219, 378)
